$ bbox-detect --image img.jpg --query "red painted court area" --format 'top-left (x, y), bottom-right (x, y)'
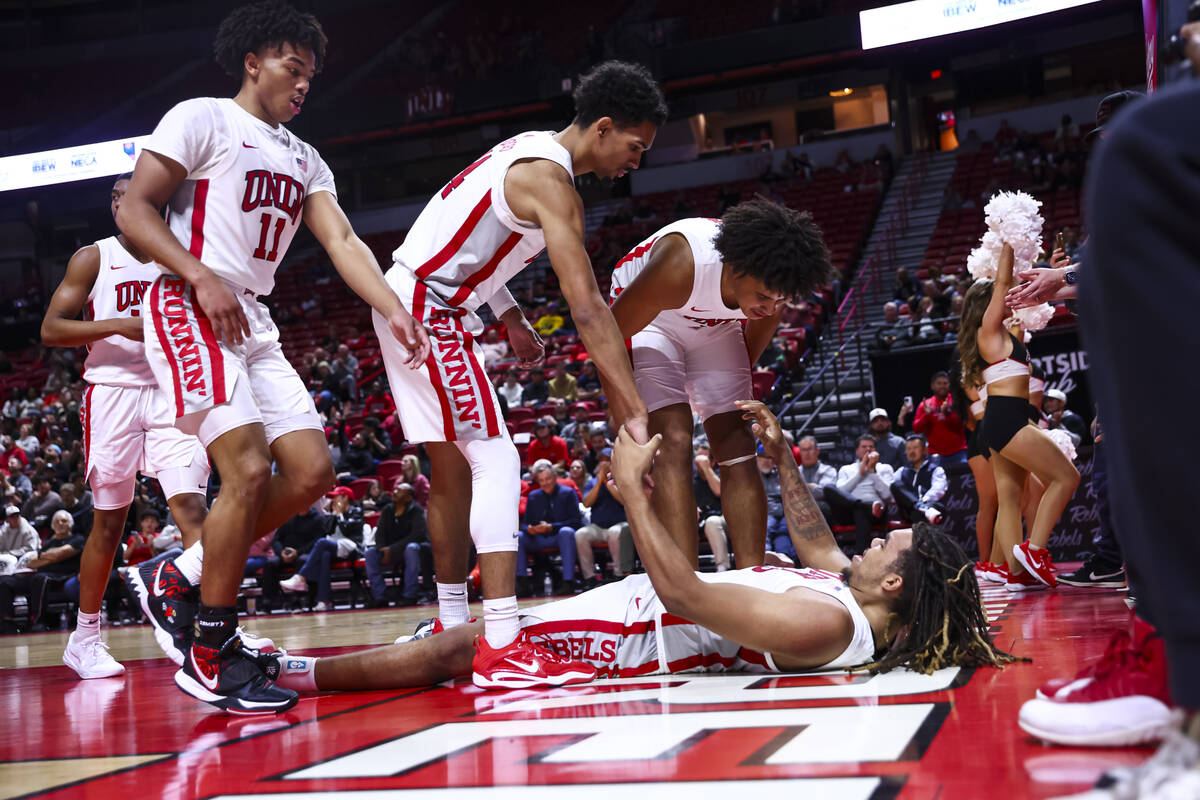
top-left (1, 582), bottom-right (1149, 800)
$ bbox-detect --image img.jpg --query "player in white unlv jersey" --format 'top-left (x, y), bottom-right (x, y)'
top-left (41, 174), bottom-right (211, 680)
top-left (372, 61), bottom-right (667, 690)
top-left (258, 402), bottom-right (1018, 692)
top-left (116, 1), bottom-right (428, 714)
top-left (608, 201), bottom-right (835, 572)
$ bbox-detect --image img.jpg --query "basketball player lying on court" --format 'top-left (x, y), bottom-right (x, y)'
top-left (258, 402), bottom-right (1018, 692)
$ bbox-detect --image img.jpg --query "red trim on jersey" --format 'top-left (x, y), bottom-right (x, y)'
top-left (188, 179), bottom-right (210, 259)
top-left (189, 286), bottom-right (227, 407)
top-left (447, 231), bottom-right (523, 307)
top-left (612, 235), bottom-right (660, 273)
top-left (736, 647), bottom-right (770, 668)
top-left (455, 318), bottom-right (500, 438)
top-left (665, 651), bottom-right (740, 673)
top-left (414, 190), bottom-right (492, 281)
top-left (82, 385), bottom-right (94, 476)
top-left (660, 613), bottom-right (695, 628)
top-left (414, 282), bottom-right (456, 441)
top-left (615, 658), bottom-right (663, 678)
top-left (149, 279), bottom-right (186, 418)
top-left (523, 618), bottom-right (658, 637)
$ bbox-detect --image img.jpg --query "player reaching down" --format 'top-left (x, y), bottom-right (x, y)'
top-left (372, 61), bottom-right (666, 689)
top-left (116, 1), bottom-right (428, 713)
top-left (255, 402), bottom-right (1019, 693)
top-left (608, 199), bottom-right (835, 569)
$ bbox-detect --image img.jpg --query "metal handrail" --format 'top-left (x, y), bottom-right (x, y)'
top-left (788, 324), bottom-right (872, 439)
top-left (776, 322), bottom-right (871, 424)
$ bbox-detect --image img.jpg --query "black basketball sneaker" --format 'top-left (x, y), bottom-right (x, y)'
top-left (126, 548), bottom-right (196, 665)
top-left (175, 635), bottom-right (298, 714)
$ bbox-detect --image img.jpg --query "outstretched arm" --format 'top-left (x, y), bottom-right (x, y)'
top-left (505, 159), bottom-right (649, 442)
top-left (611, 426), bottom-right (853, 665)
top-left (304, 192), bottom-right (429, 366)
top-left (41, 245), bottom-right (142, 347)
top-left (736, 400), bottom-right (851, 574)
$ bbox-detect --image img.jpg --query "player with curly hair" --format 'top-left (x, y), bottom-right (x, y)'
top-left (368, 60), bottom-right (666, 691)
top-left (608, 197), bottom-right (835, 569)
top-left (115, 0), bottom-right (429, 713)
top-left (252, 401), bottom-right (1019, 694)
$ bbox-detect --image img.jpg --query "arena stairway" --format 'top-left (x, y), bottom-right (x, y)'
top-left (776, 150), bottom-right (957, 464)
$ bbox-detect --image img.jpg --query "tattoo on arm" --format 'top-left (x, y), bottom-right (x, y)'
top-left (777, 459), bottom-right (836, 544)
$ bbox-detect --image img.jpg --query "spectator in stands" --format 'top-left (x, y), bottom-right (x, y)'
top-left (15, 423), bottom-right (38, 456)
top-left (1, 396), bottom-right (19, 420)
top-left (123, 511), bottom-right (159, 567)
top-left (1055, 113), bottom-right (1080, 143)
top-left (244, 532), bottom-right (274, 584)
top-left (1061, 225), bottom-right (1081, 260)
top-left (0, 509), bottom-right (83, 633)
top-left (575, 449), bottom-right (630, 590)
top-left (336, 431), bottom-right (377, 482)
top-left (260, 502), bottom-right (329, 611)
top-left (400, 454), bottom-right (430, 508)
top-left (360, 479), bottom-right (386, 514)
top-left (331, 345), bottom-right (359, 402)
top-left (562, 405), bottom-right (593, 446)
top-left (568, 459), bottom-right (593, 495)
top-left (828, 435), bottom-right (895, 554)
top-left (16, 387), bottom-right (41, 419)
top-left (875, 302), bottom-right (913, 351)
top-left (521, 366), bottom-right (551, 407)
top-left (497, 368), bottom-right (524, 411)
top-left (281, 487), bottom-right (364, 611)
top-left (795, 436), bottom-right (836, 526)
top-left (893, 267), bottom-right (920, 307)
top-left (479, 328), bottom-right (510, 366)
top-left (866, 408), bottom-right (907, 471)
top-left (575, 359), bottom-right (603, 403)
top-left (527, 417), bottom-right (569, 470)
top-left (43, 445), bottom-right (69, 485)
top-left (692, 442), bottom-right (731, 571)
top-left (21, 476), bottom-right (63, 532)
top-left (360, 417), bottom-right (392, 459)
top-left (892, 434), bottom-right (948, 524)
top-left (361, 381), bottom-right (395, 419)
top-left (518, 462), bottom-right (582, 596)
top-left (1, 437), bottom-right (27, 469)
top-left (0, 505), bottom-right (38, 575)
top-left (547, 362), bottom-right (577, 403)
top-left (912, 371), bottom-right (968, 466)
top-left (59, 484), bottom-right (93, 544)
top-left (1041, 389), bottom-right (1087, 446)
top-left (365, 482), bottom-right (429, 608)
top-left (959, 129), bottom-right (982, 153)
top-left (757, 445), bottom-right (792, 561)
top-left (7, 458), bottom-right (31, 503)
top-left (584, 425), bottom-right (610, 472)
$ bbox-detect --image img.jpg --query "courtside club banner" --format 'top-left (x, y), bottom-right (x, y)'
top-left (0, 135), bottom-right (149, 193)
top-left (859, 0), bottom-right (1103, 50)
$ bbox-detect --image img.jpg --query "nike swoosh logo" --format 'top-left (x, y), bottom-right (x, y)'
top-left (1090, 571), bottom-right (1122, 581)
top-left (153, 563), bottom-right (168, 595)
top-left (242, 142), bottom-right (259, 149)
top-left (503, 658), bottom-right (541, 674)
top-left (111, 265), bottom-right (126, 270)
top-left (191, 650), bottom-right (220, 691)
top-left (689, 306), bottom-right (708, 312)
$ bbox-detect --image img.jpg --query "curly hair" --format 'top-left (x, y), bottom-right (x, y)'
top-left (572, 60), bottom-right (667, 129)
top-left (213, 1), bottom-right (328, 78)
top-left (713, 196), bottom-right (836, 301)
top-left (854, 522), bottom-right (1024, 675)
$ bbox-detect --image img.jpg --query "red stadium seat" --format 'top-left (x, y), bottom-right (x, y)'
top-left (348, 478), bottom-right (377, 500)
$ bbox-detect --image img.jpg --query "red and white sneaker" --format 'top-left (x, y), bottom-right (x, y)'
top-left (976, 561), bottom-right (1007, 584)
top-left (1036, 619), bottom-right (1156, 701)
top-left (472, 631), bottom-right (597, 689)
top-left (1013, 541), bottom-right (1057, 587)
top-left (1019, 628), bottom-right (1174, 747)
top-left (1005, 567), bottom-right (1048, 593)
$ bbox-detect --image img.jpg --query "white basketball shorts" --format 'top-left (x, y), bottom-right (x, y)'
top-left (631, 315), bottom-right (752, 421)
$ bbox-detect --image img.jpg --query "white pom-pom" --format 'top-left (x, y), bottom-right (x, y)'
top-left (967, 231), bottom-right (1004, 280)
top-left (1045, 428), bottom-right (1077, 462)
top-left (982, 191), bottom-right (1044, 272)
top-left (1010, 302), bottom-right (1055, 332)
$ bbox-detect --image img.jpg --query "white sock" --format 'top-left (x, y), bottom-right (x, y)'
top-left (75, 611), bottom-right (100, 639)
top-left (1028, 543), bottom-right (1045, 551)
top-left (482, 595), bottom-right (519, 649)
top-left (437, 582), bottom-right (470, 628)
top-left (173, 542), bottom-right (204, 586)
top-left (716, 563), bottom-right (729, 572)
top-left (273, 655), bottom-right (318, 692)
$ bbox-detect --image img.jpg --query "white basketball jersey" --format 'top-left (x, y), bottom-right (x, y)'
top-left (145, 98), bottom-right (337, 296)
top-left (610, 217), bottom-right (746, 330)
top-left (655, 566), bottom-right (877, 672)
top-left (393, 131), bottom-right (573, 312)
top-left (83, 237), bottom-right (157, 388)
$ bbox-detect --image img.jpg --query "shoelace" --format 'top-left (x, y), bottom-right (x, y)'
top-left (520, 633), bottom-right (574, 664)
top-left (82, 639), bottom-right (114, 663)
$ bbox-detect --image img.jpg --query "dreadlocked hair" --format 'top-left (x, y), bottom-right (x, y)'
top-left (853, 522), bottom-right (1025, 675)
top-left (572, 60), bottom-right (668, 129)
top-left (713, 196), bottom-right (836, 301)
top-left (213, 1), bottom-right (328, 78)
top-left (957, 279), bottom-right (994, 389)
